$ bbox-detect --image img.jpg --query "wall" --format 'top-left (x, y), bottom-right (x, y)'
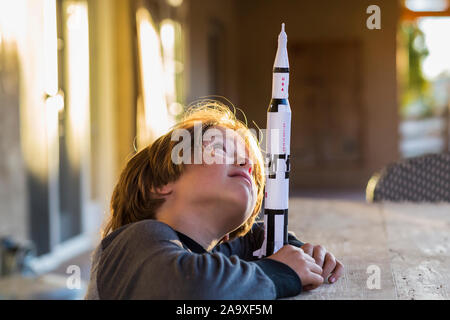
top-left (185, 0), bottom-right (239, 104)
top-left (235, 0), bottom-right (399, 189)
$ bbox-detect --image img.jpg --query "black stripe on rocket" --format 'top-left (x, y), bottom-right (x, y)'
top-left (267, 154), bottom-right (290, 179)
top-left (265, 209), bottom-right (289, 256)
top-left (273, 67), bottom-right (290, 73)
top-left (268, 98), bottom-right (288, 113)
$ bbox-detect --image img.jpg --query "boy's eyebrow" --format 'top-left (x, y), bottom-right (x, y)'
top-left (202, 135), bottom-right (224, 146)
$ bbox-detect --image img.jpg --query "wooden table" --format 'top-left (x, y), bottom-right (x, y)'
top-left (286, 198), bottom-right (450, 300)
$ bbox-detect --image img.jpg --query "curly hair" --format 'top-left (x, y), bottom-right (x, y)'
top-left (102, 100), bottom-right (265, 241)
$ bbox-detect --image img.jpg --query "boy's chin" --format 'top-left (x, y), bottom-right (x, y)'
top-left (218, 194), bottom-right (253, 226)
top-left (235, 206), bottom-right (254, 229)
top-left (225, 208), bottom-right (251, 231)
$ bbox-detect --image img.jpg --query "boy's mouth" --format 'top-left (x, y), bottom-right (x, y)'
top-left (229, 171), bottom-right (252, 187)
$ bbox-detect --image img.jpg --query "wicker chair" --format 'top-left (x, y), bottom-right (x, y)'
top-left (366, 152), bottom-right (450, 202)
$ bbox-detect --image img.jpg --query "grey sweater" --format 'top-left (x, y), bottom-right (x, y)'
top-left (85, 219), bottom-right (304, 300)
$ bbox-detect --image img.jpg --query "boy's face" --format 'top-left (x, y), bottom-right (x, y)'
top-left (171, 126), bottom-right (257, 233)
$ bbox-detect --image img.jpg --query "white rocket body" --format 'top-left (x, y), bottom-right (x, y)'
top-left (254, 23), bottom-right (291, 258)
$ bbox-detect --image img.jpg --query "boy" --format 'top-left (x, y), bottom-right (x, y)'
top-left (85, 102), bottom-right (343, 299)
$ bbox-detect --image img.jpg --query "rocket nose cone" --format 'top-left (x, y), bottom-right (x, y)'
top-left (274, 23), bottom-right (289, 68)
top-left (278, 23), bottom-right (287, 43)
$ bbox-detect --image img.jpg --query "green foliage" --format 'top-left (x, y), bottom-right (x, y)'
top-left (399, 22), bottom-right (435, 119)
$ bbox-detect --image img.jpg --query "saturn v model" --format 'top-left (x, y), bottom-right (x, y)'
top-left (254, 23), bottom-right (292, 258)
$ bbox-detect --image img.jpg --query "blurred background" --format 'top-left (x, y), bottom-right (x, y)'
top-left (0, 0), bottom-right (449, 299)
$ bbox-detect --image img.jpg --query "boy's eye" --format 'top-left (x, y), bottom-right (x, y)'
top-left (213, 143), bottom-right (226, 152)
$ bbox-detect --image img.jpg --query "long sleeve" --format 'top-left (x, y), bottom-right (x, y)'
top-left (213, 221), bottom-right (305, 260)
top-left (288, 230), bottom-right (305, 248)
top-left (210, 222), bottom-right (305, 298)
top-left (94, 220), bottom-right (302, 299)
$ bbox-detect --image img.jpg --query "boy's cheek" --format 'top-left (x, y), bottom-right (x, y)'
top-left (197, 167), bottom-right (228, 187)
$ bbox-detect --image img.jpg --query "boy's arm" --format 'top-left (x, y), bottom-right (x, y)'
top-left (213, 221), bottom-right (305, 261)
top-left (95, 221), bottom-right (302, 300)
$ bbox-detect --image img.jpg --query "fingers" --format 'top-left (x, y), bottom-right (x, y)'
top-left (300, 243), bottom-right (344, 284)
top-left (290, 245), bottom-right (315, 263)
top-left (322, 252), bottom-right (337, 281)
top-left (303, 273), bottom-right (324, 291)
top-left (312, 245), bottom-right (327, 268)
top-left (329, 260), bottom-right (345, 283)
top-left (307, 260), bottom-right (323, 275)
top-left (301, 243), bottom-right (313, 256)
top-left (301, 251), bottom-right (316, 264)
top-left (301, 243), bottom-right (327, 268)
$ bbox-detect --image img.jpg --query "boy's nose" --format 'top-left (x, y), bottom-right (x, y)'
top-left (239, 161), bottom-right (253, 173)
top-left (236, 154), bottom-right (253, 174)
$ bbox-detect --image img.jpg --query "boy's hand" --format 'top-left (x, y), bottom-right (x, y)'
top-left (300, 243), bottom-right (344, 286)
top-left (266, 245), bottom-right (324, 291)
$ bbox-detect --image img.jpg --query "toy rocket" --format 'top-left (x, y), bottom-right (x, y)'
top-left (254, 23), bottom-right (291, 258)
